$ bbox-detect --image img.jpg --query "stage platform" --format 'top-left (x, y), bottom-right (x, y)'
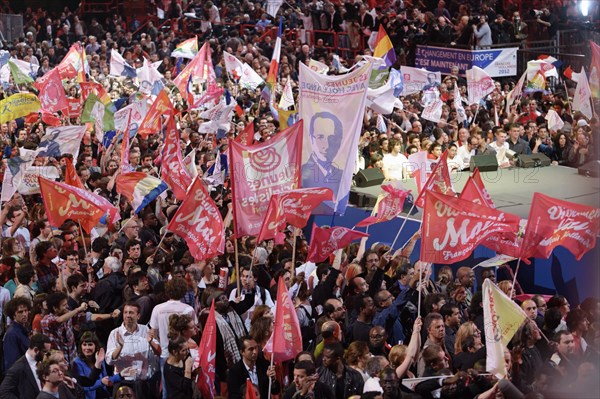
top-left (349, 165), bottom-right (600, 219)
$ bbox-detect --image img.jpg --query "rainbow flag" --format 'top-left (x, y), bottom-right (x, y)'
top-left (116, 172), bottom-right (168, 214)
top-left (373, 25), bottom-right (396, 67)
top-left (172, 36), bottom-right (198, 59)
top-left (262, 17), bottom-right (282, 119)
top-left (525, 70), bottom-right (547, 93)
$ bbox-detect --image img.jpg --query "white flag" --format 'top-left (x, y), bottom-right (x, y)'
top-left (38, 126), bottom-right (86, 160)
top-left (223, 51), bottom-right (243, 80)
top-left (240, 63), bottom-right (264, 90)
top-left (573, 67), bottom-right (593, 119)
top-left (526, 60), bottom-right (559, 80)
top-left (279, 76), bottom-right (295, 110)
top-left (182, 149), bottom-right (198, 182)
top-left (466, 66), bottom-right (495, 105)
top-left (421, 99), bottom-right (443, 123)
top-left (505, 71), bottom-right (527, 114)
top-left (483, 279), bottom-right (528, 379)
top-left (454, 85), bottom-right (466, 123)
top-left (545, 109), bottom-right (565, 132)
top-left (308, 59), bottom-right (329, 74)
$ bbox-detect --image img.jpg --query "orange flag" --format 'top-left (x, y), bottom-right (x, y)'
top-left (245, 379), bottom-right (257, 399)
top-left (64, 161), bottom-right (85, 189)
top-left (137, 90), bottom-right (173, 138)
top-left (38, 177), bottom-right (107, 232)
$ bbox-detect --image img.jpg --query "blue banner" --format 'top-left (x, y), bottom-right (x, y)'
top-left (415, 45), bottom-right (518, 77)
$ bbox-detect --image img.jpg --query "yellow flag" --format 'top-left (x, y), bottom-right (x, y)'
top-left (482, 279), bottom-right (528, 379)
top-left (0, 93), bottom-right (41, 124)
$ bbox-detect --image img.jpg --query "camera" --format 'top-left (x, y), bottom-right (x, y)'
top-left (530, 9), bottom-right (543, 17)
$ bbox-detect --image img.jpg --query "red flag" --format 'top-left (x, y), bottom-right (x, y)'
top-left (34, 67), bottom-right (68, 113)
top-left (263, 277), bottom-right (303, 362)
top-left (356, 183), bottom-right (410, 227)
top-left (38, 177), bottom-right (120, 232)
top-left (40, 112), bottom-right (62, 126)
top-left (459, 173), bottom-right (526, 260)
top-left (137, 90), bottom-right (173, 138)
top-left (307, 224), bottom-right (369, 263)
top-left (420, 191), bottom-right (520, 264)
top-left (414, 150), bottom-right (456, 208)
top-left (229, 121), bottom-right (303, 237)
top-left (161, 115), bottom-right (192, 200)
top-left (64, 161), bottom-right (85, 189)
top-left (521, 192), bottom-right (600, 260)
top-left (459, 168), bottom-right (494, 208)
top-left (235, 122), bottom-right (254, 146)
top-left (245, 379), bottom-right (257, 399)
top-left (79, 81), bottom-right (107, 103)
top-left (257, 187), bottom-right (334, 243)
top-left (194, 300), bottom-right (217, 399)
top-left (120, 109), bottom-right (134, 173)
top-left (167, 177), bottom-right (225, 260)
top-left (66, 98), bottom-right (82, 118)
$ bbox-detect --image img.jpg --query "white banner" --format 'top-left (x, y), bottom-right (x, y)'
top-left (38, 125), bottom-right (86, 160)
top-left (18, 166), bottom-right (61, 195)
top-left (299, 61), bottom-right (373, 215)
top-left (421, 99), bottom-right (443, 123)
top-left (400, 66), bottom-right (441, 96)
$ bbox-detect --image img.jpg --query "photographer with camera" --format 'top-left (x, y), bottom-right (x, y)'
top-left (472, 15), bottom-right (492, 49)
top-left (535, 7), bottom-right (558, 39)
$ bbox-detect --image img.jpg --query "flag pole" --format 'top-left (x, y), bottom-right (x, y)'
top-left (417, 263), bottom-right (423, 317)
top-left (234, 237), bottom-right (241, 297)
top-left (267, 278), bottom-right (279, 399)
top-left (509, 258), bottom-right (522, 299)
top-left (290, 227), bottom-right (297, 279)
top-left (152, 230), bottom-right (168, 257)
top-left (77, 220), bottom-right (91, 272)
top-left (389, 202), bottom-right (416, 250)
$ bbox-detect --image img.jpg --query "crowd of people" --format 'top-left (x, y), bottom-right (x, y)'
top-left (0, 0), bottom-right (599, 398)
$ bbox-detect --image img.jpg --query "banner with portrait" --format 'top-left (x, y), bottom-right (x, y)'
top-left (299, 61), bottom-right (372, 215)
top-left (229, 121), bottom-right (303, 237)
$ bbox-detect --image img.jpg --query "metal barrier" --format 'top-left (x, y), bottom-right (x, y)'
top-left (0, 13), bottom-right (23, 42)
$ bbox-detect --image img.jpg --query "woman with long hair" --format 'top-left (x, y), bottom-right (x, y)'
top-left (344, 341), bottom-right (371, 381)
top-left (553, 132), bottom-right (572, 166)
top-left (72, 331), bottom-right (122, 399)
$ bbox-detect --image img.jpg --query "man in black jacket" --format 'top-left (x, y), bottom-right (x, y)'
top-left (317, 342), bottom-right (364, 398)
top-left (0, 334), bottom-right (51, 399)
top-left (284, 360), bottom-right (334, 399)
top-left (226, 336), bottom-right (279, 399)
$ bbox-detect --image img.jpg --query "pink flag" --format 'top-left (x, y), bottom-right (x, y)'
top-left (521, 192), bottom-right (600, 261)
top-left (590, 40), bottom-right (600, 98)
top-left (34, 67), bottom-right (68, 113)
top-left (257, 187), bottom-right (333, 243)
top-left (161, 115), bottom-right (192, 200)
top-left (194, 300), bottom-right (217, 399)
top-left (414, 150), bottom-right (456, 208)
top-left (229, 121), bottom-right (303, 237)
top-left (167, 177), bottom-right (225, 260)
top-left (356, 183), bottom-right (410, 227)
top-left (466, 66), bottom-right (494, 105)
top-left (307, 224), bottom-right (369, 263)
top-left (263, 277), bottom-right (303, 363)
top-left (420, 191), bottom-right (520, 264)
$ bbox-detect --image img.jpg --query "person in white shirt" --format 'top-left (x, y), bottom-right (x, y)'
top-left (106, 302), bottom-right (161, 384)
top-left (149, 277), bottom-right (196, 399)
top-left (382, 138), bottom-right (409, 181)
top-left (488, 129), bottom-right (511, 168)
top-left (447, 143), bottom-right (465, 173)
